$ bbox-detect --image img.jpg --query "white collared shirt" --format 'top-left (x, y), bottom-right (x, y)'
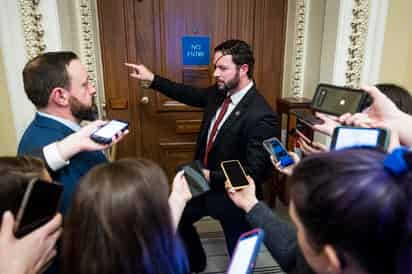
top-left (37, 111), bottom-right (81, 132)
top-left (206, 81), bottom-right (253, 144)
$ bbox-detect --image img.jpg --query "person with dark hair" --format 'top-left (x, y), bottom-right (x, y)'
top-left (125, 39), bottom-right (278, 271)
top-left (62, 158), bottom-right (191, 274)
top-left (289, 148), bottom-right (411, 274)
top-left (229, 148), bottom-right (412, 274)
top-left (0, 156), bottom-right (62, 274)
top-left (370, 83), bottom-right (412, 114)
top-left (18, 52), bottom-right (125, 213)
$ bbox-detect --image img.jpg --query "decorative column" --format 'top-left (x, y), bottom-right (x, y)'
top-left (76, 0), bottom-right (105, 118)
top-left (345, 0), bottom-right (369, 87)
top-left (19, 0), bottom-right (46, 59)
top-left (291, 0), bottom-right (307, 98)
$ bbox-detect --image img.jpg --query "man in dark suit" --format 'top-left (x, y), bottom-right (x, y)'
top-left (18, 52), bottom-right (109, 213)
top-left (126, 39), bottom-right (278, 272)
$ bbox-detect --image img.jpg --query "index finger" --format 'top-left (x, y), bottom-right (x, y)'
top-left (124, 63), bottom-right (139, 69)
top-left (338, 112), bottom-right (352, 123)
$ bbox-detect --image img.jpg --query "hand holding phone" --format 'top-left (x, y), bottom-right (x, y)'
top-left (263, 137), bottom-right (294, 167)
top-left (227, 228), bottom-right (265, 274)
top-left (182, 165), bottom-right (210, 197)
top-left (221, 160), bottom-right (249, 190)
top-left (90, 120), bottom-right (129, 144)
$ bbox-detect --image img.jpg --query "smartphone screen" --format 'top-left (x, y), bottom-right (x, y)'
top-left (332, 127), bottom-right (386, 150)
top-left (265, 138), bottom-right (294, 167)
top-left (227, 229), bottom-right (264, 274)
top-left (92, 120), bottom-right (128, 139)
top-left (15, 180), bottom-right (63, 238)
top-left (221, 161), bottom-right (249, 188)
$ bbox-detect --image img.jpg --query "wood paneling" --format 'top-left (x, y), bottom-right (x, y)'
top-left (97, 0), bottom-right (288, 178)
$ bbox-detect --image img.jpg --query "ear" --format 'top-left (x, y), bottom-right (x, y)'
top-left (49, 87), bottom-right (69, 107)
top-left (323, 245), bottom-right (342, 274)
top-left (239, 64), bottom-right (249, 76)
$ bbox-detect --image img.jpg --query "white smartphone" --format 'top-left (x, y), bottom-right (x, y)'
top-left (227, 228), bottom-right (265, 274)
top-left (90, 120), bottom-right (129, 144)
top-left (330, 126), bottom-right (390, 151)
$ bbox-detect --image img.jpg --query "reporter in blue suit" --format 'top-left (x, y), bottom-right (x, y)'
top-left (18, 52), bottom-right (107, 213)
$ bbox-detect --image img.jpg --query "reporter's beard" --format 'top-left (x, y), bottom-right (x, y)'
top-left (69, 97), bottom-right (97, 122)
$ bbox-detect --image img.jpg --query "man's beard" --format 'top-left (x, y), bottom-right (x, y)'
top-left (216, 69), bottom-right (240, 92)
top-left (69, 96), bottom-right (97, 122)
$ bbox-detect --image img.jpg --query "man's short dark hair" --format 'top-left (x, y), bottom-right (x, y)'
top-left (214, 39), bottom-right (255, 79)
top-left (22, 51), bottom-right (78, 108)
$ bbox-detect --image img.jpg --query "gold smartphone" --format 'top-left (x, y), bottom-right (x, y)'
top-left (221, 160), bottom-right (249, 190)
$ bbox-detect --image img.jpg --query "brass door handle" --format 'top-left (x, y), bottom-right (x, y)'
top-left (140, 96), bottom-right (150, 105)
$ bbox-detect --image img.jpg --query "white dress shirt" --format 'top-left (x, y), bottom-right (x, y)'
top-left (206, 81), bottom-right (253, 144)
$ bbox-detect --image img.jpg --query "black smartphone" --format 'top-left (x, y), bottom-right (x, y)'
top-left (90, 120), bottom-right (129, 144)
top-left (312, 83), bottom-right (368, 115)
top-left (227, 228), bottom-right (265, 274)
top-left (292, 84), bottom-right (368, 126)
top-left (330, 126), bottom-right (390, 151)
top-left (221, 160), bottom-right (249, 190)
top-left (262, 137), bottom-right (294, 167)
top-left (182, 165), bottom-right (210, 197)
top-left (14, 179), bottom-right (63, 238)
top-left (291, 109), bottom-right (324, 126)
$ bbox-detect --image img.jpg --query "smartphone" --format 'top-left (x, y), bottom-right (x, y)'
top-left (330, 126), bottom-right (390, 151)
top-left (292, 84), bottom-right (368, 126)
top-left (90, 120), bottom-right (129, 144)
top-left (221, 160), bottom-right (249, 190)
top-left (14, 179), bottom-right (63, 238)
top-left (227, 228), bottom-right (265, 274)
top-left (263, 137), bottom-right (294, 167)
top-left (291, 109), bottom-right (324, 126)
top-left (182, 165), bottom-right (210, 197)
top-left (312, 83), bottom-right (368, 115)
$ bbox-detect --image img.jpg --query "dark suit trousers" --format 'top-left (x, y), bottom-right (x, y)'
top-left (178, 190), bottom-right (250, 272)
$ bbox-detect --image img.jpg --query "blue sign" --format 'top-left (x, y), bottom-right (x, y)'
top-left (182, 36), bottom-right (210, 65)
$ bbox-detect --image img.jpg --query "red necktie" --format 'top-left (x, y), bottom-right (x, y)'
top-left (203, 96), bottom-right (232, 165)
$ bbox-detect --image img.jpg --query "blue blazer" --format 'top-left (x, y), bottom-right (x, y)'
top-left (18, 113), bottom-right (107, 213)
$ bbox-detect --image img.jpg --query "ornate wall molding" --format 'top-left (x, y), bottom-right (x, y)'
top-left (19, 0), bottom-right (46, 59)
top-left (78, 0), bottom-right (98, 89)
top-left (291, 0), bottom-right (307, 98)
top-left (345, 0), bottom-right (369, 87)
top-left (76, 0), bottom-right (104, 117)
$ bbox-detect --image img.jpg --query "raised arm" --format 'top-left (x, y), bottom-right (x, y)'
top-left (125, 63), bottom-right (210, 108)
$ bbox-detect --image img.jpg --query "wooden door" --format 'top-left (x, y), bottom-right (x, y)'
top-left (97, 0), bottom-right (287, 179)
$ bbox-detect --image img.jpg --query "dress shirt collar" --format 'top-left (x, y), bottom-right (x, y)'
top-left (37, 111), bottom-right (81, 132)
top-left (227, 81), bottom-right (253, 106)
